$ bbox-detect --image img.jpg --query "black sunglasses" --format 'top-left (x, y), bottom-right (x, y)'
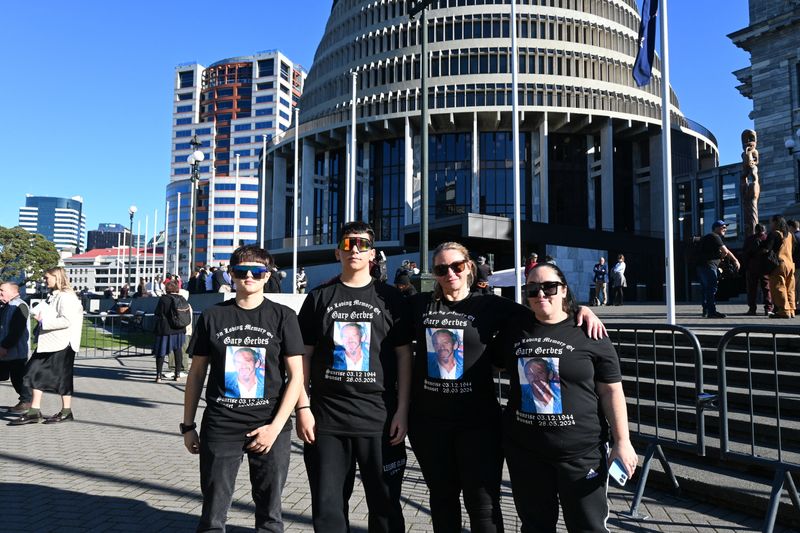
top-left (337, 237), bottom-right (374, 252)
top-left (432, 259), bottom-right (470, 277)
top-left (231, 265), bottom-right (270, 279)
top-left (526, 281), bottom-right (565, 297)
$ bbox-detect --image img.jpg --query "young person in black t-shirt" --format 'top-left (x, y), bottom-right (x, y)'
top-left (408, 242), bottom-right (607, 533)
top-left (182, 245), bottom-right (305, 532)
top-left (296, 221), bottom-right (412, 533)
top-left (491, 262), bottom-right (637, 532)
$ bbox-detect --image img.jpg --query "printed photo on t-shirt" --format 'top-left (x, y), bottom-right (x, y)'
top-left (426, 328), bottom-right (465, 380)
top-left (518, 357), bottom-right (562, 414)
top-left (332, 321), bottom-right (371, 372)
top-left (224, 346), bottom-right (266, 399)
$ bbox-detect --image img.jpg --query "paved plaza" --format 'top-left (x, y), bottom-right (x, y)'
top-left (0, 305), bottom-right (796, 533)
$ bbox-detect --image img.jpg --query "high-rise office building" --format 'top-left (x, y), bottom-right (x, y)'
top-left (18, 194), bottom-right (87, 253)
top-left (166, 50), bottom-right (306, 277)
top-left (87, 223), bottom-right (145, 251)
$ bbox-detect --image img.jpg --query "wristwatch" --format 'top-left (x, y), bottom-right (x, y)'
top-left (179, 422), bottom-right (197, 434)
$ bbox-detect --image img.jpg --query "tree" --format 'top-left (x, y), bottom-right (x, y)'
top-left (0, 226), bottom-right (60, 283)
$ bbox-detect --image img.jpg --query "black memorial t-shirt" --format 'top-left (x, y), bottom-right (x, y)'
top-left (409, 292), bottom-right (524, 429)
top-left (490, 314), bottom-right (622, 460)
top-left (188, 298), bottom-right (304, 441)
top-left (297, 277), bottom-right (412, 436)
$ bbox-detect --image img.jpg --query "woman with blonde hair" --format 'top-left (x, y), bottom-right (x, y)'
top-left (11, 267), bottom-right (84, 425)
top-left (407, 242), bottom-right (606, 532)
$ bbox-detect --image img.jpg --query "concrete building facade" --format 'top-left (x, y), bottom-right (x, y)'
top-left (166, 50), bottom-right (306, 277)
top-left (259, 0), bottom-right (719, 297)
top-left (730, 0), bottom-right (800, 217)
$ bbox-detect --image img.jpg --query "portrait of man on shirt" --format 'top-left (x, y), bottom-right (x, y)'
top-left (332, 322), bottom-right (371, 372)
top-left (223, 347), bottom-right (266, 399)
top-left (519, 357), bottom-right (562, 414)
top-left (426, 328), bottom-right (464, 380)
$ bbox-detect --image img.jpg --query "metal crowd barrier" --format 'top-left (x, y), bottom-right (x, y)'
top-left (78, 312), bottom-right (199, 359)
top-left (717, 325), bottom-right (800, 533)
top-left (607, 324), bottom-right (712, 519)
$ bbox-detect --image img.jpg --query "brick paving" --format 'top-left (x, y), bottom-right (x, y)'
top-left (0, 352), bottom-right (794, 532)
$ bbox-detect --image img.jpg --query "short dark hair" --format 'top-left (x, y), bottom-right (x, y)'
top-left (339, 221), bottom-right (375, 242)
top-left (230, 245), bottom-right (273, 267)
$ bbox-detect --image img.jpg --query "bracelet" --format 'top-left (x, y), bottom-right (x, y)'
top-left (295, 406), bottom-right (311, 413)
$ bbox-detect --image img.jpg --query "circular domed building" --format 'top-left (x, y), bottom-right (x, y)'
top-left (261, 0), bottom-right (718, 297)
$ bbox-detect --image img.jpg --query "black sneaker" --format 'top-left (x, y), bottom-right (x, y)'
top-left (707, 312), bottom-right (727, 319)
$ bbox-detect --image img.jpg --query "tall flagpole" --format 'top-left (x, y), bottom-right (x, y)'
top-left (116, 234), bottom-right (122, 292)
top-left (660, 0), bottom-right (676, 324)
top-left (143, 215), bottom-right (149, 284)
top-left (511, 0), bottom-right (523, 304)
top-left (152, 209), bottom-right (158, 282)
top-left (135, 220), bottom-right (141, 286)
top-left (234, 154), bottom-right (241, 252)
top-left (175, 194), bottom-right (181, 275)
top-left (260, 135), bottom-right (268, 248)
top-left (163, 201), bottom-right (169, 277)
top-left (293, 107), bottom-right (300, 295)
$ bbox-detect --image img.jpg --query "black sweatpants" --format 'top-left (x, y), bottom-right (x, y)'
top-left (303, 433), bottom-right (406, 533)
top-left (408, 420), bottom-right (504, 533)
top-left (505, 441), bottom-right (610, 533)
top-left (0, 359), bottom-right (31, 403)
top-left (198, 429), bottom-right (291, 533)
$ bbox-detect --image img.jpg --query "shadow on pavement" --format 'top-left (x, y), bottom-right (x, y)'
top-left (0, 483), bottom-right (198, 532)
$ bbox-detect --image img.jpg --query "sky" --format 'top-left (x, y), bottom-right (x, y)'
top-left (0, 0), bottom-right (752, 234)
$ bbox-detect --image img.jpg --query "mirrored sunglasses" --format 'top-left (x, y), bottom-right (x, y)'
top-left (231, 265), bottom-right (270, 279)
top-left (526, 281), bottom-right (565, 297)
top-left (338, 237), bottom-right (374, 252)
top-left (432, 259), bottom-right (469, 277)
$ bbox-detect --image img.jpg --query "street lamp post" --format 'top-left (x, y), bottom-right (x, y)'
top-left (409, 0), bottom-right (436, 292)
top-left (187, 135), bottom-right (205, 277)
top-left (128, 205), bottom-right (137, 287)
top-left (784, 128), bottom-right (800, 157)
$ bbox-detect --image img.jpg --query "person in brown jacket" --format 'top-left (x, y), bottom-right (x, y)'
top-left (764, 215), bottom-right (797, 318)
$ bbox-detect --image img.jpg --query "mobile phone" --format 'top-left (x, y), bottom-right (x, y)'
top-left (608, 458), bottom-right (628, 486)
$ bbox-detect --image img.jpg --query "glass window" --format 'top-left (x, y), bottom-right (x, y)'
top-left (214, 211), bottom-right (235, 218)
top-left (213, 239), bottom-right (234, 246)
top-left (176, 117), bottom-right (191, 125)
top-left (216, 197), bottom-right (236, 204)
top-left (175, 130), bottom-right (192, 138)
top-left (256, 95), bottom-right (274, 103)
top-left (255, 108), bottom-right (273, 116)
top-left (196, 127), bottom-right (211, 135)
top-left (255, 121), bottom-right (273, 129)
top-left (279, 111), bottom-right (290, 121)
top-left (215, 183), bottom-right (236, 191)
top-left (234, 137), bottom-right (251, 144)
top-left (179, 71), bottom-right (194, 89)
top-left (241, 184), bottom-right (259, 191)
top-left (239, 225), bottom-right (258, 233)
top-left (177, 104), bottom-right (193, 113)
top-left (234, 123), bottom-right (252, 131)
top-left (240, 212), bottom-right (258, 219)
top-left (280, 97), bottom-right (290, 108)
top-left (241, 198), bottom-right (259, 205)
top-left (174, 168), bottom-right (190, 175)
top-left (480, 131), bottom-right (531, 219)
top-left (214, 225), bottom-right (234, 232)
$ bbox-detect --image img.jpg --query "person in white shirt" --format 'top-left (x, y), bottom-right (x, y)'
top-left (431, 329), bottom-right (463, 379)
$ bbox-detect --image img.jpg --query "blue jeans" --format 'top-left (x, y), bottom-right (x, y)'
top-left (696, 264), bottom-right (719, 315)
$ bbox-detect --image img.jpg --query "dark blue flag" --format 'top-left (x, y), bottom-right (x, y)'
top-left (633, 0), bottom-right (659, 87)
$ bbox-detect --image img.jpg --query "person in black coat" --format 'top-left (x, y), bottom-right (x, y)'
top-left (153, 279), bottom-right (187, 382)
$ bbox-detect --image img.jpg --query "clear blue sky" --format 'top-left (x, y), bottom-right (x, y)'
top-left (0, 0), bottom-right (751, 234)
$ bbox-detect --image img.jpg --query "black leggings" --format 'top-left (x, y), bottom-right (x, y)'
top-left (613, 286), bottom-right (624, 306)
top-left (409, 420), bottom-right (504, 533)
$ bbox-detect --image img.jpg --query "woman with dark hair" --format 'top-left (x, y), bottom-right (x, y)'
top-left (610, 254), bottom-right (627, 306)
top-left (152, 278), bottom-right (188, 382)
top-left (764, 215), bottom-right (797, 318)
top-left (407, 242), bottom-right (606, 533)
top-left (490, 262), bottom-right (636, 532)
top-left (11, 267), bottom-right (84, 425)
